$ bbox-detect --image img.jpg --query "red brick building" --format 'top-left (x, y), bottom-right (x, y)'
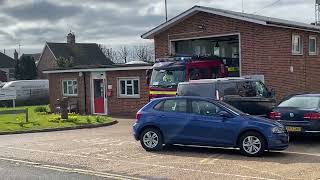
top-left (43, 64), bottom-right (151, 116)
top-left (142, 6), bottom-right (320, 100)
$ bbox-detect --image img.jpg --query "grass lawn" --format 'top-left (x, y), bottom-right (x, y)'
top-left (0, 105), bottom-right (113, 133)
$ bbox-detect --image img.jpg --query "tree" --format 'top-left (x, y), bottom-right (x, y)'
top-left (56, 57), bottom-right (74, 68)
top-left (98, 44), bottom-right (119, 63)
top-left (133, 44), bottom-right (154, 62)
top-left (15, 55), bottom-right (37, 80)
top-left (118, 46), bottom-right (130, 63)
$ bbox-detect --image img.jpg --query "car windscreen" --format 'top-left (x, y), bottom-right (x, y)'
top-left (150, 69), bottom-right (185, 88)
top-left (278, 96), bottom-right (320, 109)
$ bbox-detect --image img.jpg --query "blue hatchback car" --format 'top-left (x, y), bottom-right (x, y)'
top-left (133, 97), bottom-right (289, 156)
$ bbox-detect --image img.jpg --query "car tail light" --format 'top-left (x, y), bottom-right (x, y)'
top-left (270, 111), bottom-right (281, 120)
top-left (304, 112), bottom-right (320, 120)
top-left (136, 112), bottom-right (142, 123)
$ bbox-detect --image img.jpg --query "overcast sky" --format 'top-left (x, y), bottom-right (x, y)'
top-left (0, 0), bottom-right (315, 57)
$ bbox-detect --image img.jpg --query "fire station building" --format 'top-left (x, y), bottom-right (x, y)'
top-left (142, 6), bottom-right (320, 100)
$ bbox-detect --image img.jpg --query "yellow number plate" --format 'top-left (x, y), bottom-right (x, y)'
top-left (286, 126), bottom-right (302, 132)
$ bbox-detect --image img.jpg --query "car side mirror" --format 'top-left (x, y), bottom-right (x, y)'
top-left (270, 88), bottom-right (276, 97)
top-left (218, 111), bottom-right (233, 119)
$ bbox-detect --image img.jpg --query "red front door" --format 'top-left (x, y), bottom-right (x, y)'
top-left (94, 79), bottom-right (105, 114)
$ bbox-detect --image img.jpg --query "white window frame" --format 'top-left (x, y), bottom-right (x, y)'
top-left (117, 77), bottom-right (140, 98)
top-left (309, 35), bottom-right (317, 55)
top-left (292, 34), bottom-right (303, 55)
top-left (62, 79), bottom-right (78, 96)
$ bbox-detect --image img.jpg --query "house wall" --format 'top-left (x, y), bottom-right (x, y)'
top-left (48, 72), bottom-right (91, 115)
top-left (106, 70), bottom-right (149, 117)
top-left (48, 69), bottom-right (149, 116)
top-left (153, 12), bottom-right (320, 101)
top-left (38, 45), bottom-right (57, 79)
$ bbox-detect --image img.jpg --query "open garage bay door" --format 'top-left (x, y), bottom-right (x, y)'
top-left (171, 34), bottom-right (240, 77)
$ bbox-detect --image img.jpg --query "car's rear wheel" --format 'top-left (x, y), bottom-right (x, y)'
top-left (239, 132), bottom-right (266, 157)
top-left (140, 128), bottom-right (163, 151)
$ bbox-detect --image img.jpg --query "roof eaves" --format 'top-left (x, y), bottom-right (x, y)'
top-left (141, 6), bottom-right (199, 39)
top-left (45, 42), bottom-right (58, 60)
top-left (142, 5), bottom-right (320, 39)
top-left (43, 65), bottom-right (153, 74)
top-left (198, 6), bottom-right (267, 25)
top-left (141, 6), bottom-right (267, 39)
top-left (266, 21), bottom-right (320, 33)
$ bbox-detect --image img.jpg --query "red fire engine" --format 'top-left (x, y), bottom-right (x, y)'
top-left (148, 56), bottom-right (229, 100)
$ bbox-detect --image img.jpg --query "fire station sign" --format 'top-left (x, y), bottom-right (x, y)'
top-left (0, 88), bottom-right (16, 101)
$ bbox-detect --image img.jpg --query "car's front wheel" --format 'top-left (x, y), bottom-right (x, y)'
top-left (140, 128), bottom-right (163, 151)
top-left (239, 132), bottom-right (266, 157)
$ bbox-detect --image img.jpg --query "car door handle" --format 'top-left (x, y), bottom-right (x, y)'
top-left (159, 115), bottom-right (165, 118)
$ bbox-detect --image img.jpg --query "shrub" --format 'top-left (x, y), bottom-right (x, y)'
top-left (34, 106), bottom-right (48, 113)
top-left (49, 116), bottom-right (61, 123)
top-left (66, 115), bottom-right (79, 123)
top-left (16, 117), bottom-right (25, 127)
top-left (95, 116), bottom-right (107, 123)
top-left (86, 116), bottom-right (92, 124)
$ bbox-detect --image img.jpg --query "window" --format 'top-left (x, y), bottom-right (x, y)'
top-left (309, 36), bottom-right (317, 55)
top-left (236, 81), bottom-right (256, 97)
top-left (219, 82), bottom-right (238, 97)
top-left (292, 34), bottom-right (303, 55)
top-left (118, 78), bottom-right (139, 98)
top-left (278, 96), bottom-right (320, 109)
top-left (177, 83), bottom-right (214, 97)
top-left (191, 100), bottom-right (220, 116)
top-left (62, 80), bottom-right (77, 96)
top-left (155, 99), bottom-right (187, 113)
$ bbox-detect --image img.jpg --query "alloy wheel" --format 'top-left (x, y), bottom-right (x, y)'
top-left (143, 131), bottom-right (159, 149)
top-left (242, 136), bottom-right (262, 155)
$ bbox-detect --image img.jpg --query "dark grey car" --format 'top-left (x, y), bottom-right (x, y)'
top-left (177, 78), bottom-right (276, 116)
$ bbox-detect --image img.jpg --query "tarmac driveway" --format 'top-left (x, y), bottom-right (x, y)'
top-left (0, 118), bottom-right (319, 180)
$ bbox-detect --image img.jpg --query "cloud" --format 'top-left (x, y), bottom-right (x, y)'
top-left (2, 1), bottom-right (82, 21)
top-left (0, 0), bottom-right (317, 57)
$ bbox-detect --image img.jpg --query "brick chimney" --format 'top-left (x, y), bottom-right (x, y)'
top-left (67, 32), bottom-right (75, 44)
top-left (14, 49), bottom-right (18, 60)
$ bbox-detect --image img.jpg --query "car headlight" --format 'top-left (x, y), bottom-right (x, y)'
top-left (272, 127), bottom-right (285, 134)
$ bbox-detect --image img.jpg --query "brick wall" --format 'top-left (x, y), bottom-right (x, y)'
top-left (106, 70), bottom-right (149, 117)
top-left (48, 69), bottom-right (148, 116)
top-left (48, 72), bottom-right (91, 115)
top-left (153, 12), bottom-right (320, 101)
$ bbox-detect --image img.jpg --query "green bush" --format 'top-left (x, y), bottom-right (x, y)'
top-left (86, 116), bottom-right (92, 124)
top-left (48, 116), bottom-right (61, 123)
top-left (95, 116), bottom-right (107, 123)
top-left (34, 106), bottom-right (48, 113)
top-left (66, 115), bottom-right (79, 123)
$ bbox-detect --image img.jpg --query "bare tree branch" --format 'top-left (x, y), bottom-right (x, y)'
top-left (118, 46), bottom-right (130, 63)
top-left (98, 44), bottom-right (120, 63)
top-left (133, 44), bottom-right (154, 62)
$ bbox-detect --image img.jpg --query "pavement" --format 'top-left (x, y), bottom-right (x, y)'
top-left (0, 118), bottom-right (319, 180)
